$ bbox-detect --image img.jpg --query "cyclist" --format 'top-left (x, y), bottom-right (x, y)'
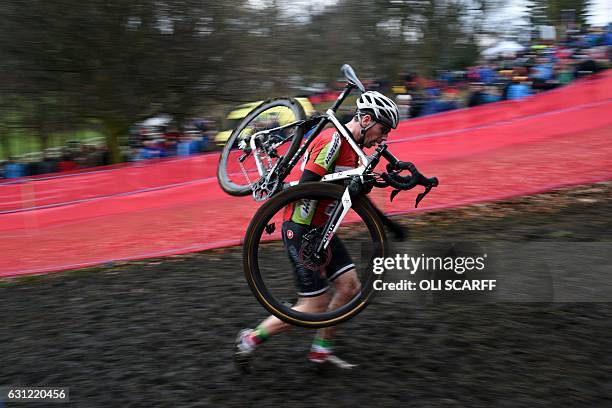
top-left (235, 91), bottom-right (403, 372)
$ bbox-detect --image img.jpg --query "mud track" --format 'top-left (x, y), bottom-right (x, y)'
top-left (2, 183), bottom-right (611, 407)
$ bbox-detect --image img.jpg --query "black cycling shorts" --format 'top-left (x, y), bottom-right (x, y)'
top-left (282, 220), bottom-right (355, 297)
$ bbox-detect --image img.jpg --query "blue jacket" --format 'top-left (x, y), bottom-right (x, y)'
top-left (507, 83), bottom-right (531, 100)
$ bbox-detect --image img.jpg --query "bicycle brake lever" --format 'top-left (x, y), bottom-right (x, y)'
top-left (390, 189), bottom-right (401, 202)
top-left (415, 186), bottom-right (432, 208)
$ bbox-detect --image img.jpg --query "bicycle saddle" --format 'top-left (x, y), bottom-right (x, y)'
top-left (341, 64), bottom-right (366, 92)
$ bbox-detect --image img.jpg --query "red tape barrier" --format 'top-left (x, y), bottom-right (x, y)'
top-left (1, 71), bottom-right (611, 277)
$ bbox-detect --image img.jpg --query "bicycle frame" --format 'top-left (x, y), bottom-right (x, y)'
top-left (245, 82), bottom-right (398, 255)
top-left (241, 83), bottom-right (376, 207)
top-left (267, 87), bottom-right (372, 186)
top-left (270, 87), bottom-right (380, 255)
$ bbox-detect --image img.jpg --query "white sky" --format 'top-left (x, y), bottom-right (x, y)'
top-left (493, 0), bottom-right (611, 27)
top-left (587, 0), bottom-right (611, 25)
top-left (251, 0), bottom-right (611, 27)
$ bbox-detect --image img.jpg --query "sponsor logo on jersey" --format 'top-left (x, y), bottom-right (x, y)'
top-left (300, 199), bottom-right (314, 219)
top-left (322, 133), bottom-right (341, 167)
top-left (286, 229), bottom-right (294, 239)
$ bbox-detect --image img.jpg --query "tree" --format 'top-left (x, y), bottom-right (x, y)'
top-left (527, 0), bottom-right (592, 31)
top-left (0, 0), bottom-right (518, 163)
top-left (0, 0), bottom-right (254, 162)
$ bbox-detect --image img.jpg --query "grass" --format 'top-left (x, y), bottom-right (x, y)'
top-left (1, 129), bottom-right (105, 160)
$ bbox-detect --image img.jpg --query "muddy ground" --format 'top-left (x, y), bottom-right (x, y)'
top-left (1, 182), bottom-right (611, 407)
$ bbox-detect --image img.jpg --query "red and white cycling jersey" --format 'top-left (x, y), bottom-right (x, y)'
top-left (285, 132), bottom-right (358, 226)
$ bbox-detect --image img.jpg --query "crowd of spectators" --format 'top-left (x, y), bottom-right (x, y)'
top-left (0, 118), bottom-right (217, 179)
top-left (0, 141), bottom-right (111, 180)
top-left (127, 117), bottom-right (216, 161)
top-left (395, 24), bottom-right (611, 118)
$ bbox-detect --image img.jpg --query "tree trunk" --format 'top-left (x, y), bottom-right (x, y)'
top-left (103, 120), bottom-right (126, 164)
top-left (39, 132), bottom-right (50, 152)
top-left (0, 129), bottom-right (11, 159)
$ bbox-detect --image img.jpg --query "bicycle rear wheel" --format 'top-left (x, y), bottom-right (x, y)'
top-left (217, 98), bottom-right (305, 196)
top-left (243, 182), bottom-right (388, 328)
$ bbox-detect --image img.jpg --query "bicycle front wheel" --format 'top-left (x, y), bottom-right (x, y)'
top-left (217, 98), bottom-right (306, 196)
top-left (243, 182), bottom-right (388, 328)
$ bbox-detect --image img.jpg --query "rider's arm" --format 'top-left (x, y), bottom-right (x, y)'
top-left (301, 167), bottom-right (406, 240)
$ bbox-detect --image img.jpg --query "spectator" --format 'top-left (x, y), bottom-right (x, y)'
top-left (84, 145), bottom-right (105, 167)
top-left (26, 153), bottom-right (42, 176)
top-left (420, 87), bottom-right (443, 117)
top-left (477, 65), bottom-right (497, 84)
top-left (585, 27), bottom-right (604, 47)
top-left (554, 61), bottom-right (575, 86)
top-left (176, 132), bottom-right (203, 156)
top-left (467, 66), bottom-right (480, 82)
top-left (99, 145), bottom-right (111, 166)
top-left (4, 157), bottom-right (28, 179)
top-left (73, 151), bottom-right (88, 169)
top-left (163, 125), bottom-right (181, 156)
top-left (133, 139), bottom-right (167, 161)
top-left (420, 87), bottom-right (458, 117)
top-left (483, 85), bottom-right (502, 104)
top-left (506, 77), bottom-right (532, 100)
top-left (467, 82), bottom-right (488, 107)
top-left (37, 150), bottom-right (59, 174)
top-left (604, 24), bottom-right (612, 46)
top-left (530, 56), bottom-right (555, 91)
top-left (58, 154), bottom-right (78, 172)
top-left (439, 89), bottom-right (459, 112)
top-left (193, 119), bottom-right (216, 151)
top-left (574, 49), bottom-right (603, 79)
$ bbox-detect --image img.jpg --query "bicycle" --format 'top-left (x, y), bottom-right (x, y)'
top-left (220, 65), bottom-right (439, 327)
top-left (217, 97), bottom-right (307, 199)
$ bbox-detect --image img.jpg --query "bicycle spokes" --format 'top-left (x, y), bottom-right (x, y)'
top-left (246, 188), bottom-right (383, 325)
top-left (217, 99), bottom-right (305, 196)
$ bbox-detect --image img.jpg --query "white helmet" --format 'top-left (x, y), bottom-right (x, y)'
top-left (356, 91), bottom-right (400, 129)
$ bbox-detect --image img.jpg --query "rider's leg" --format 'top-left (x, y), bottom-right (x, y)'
top-left (312, 269), bottom-right (360, 343)
top-left (247, 270), bottom-right (358, 347)
top-left (238, 291), bottom-right (330, 352)
top-left (256, 292), bottom-right (331, 337)
top-left (257, 269), bottom-right (360, 342)
top-left (308, 269), bottom-right (360, 368)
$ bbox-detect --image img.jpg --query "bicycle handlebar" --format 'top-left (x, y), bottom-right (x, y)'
top-left (380, 162), bottom-right (438, 190)
top-left (379, 148), bottom-right (437, 187)
top-left (368, 144), bottom-right (439, 207)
